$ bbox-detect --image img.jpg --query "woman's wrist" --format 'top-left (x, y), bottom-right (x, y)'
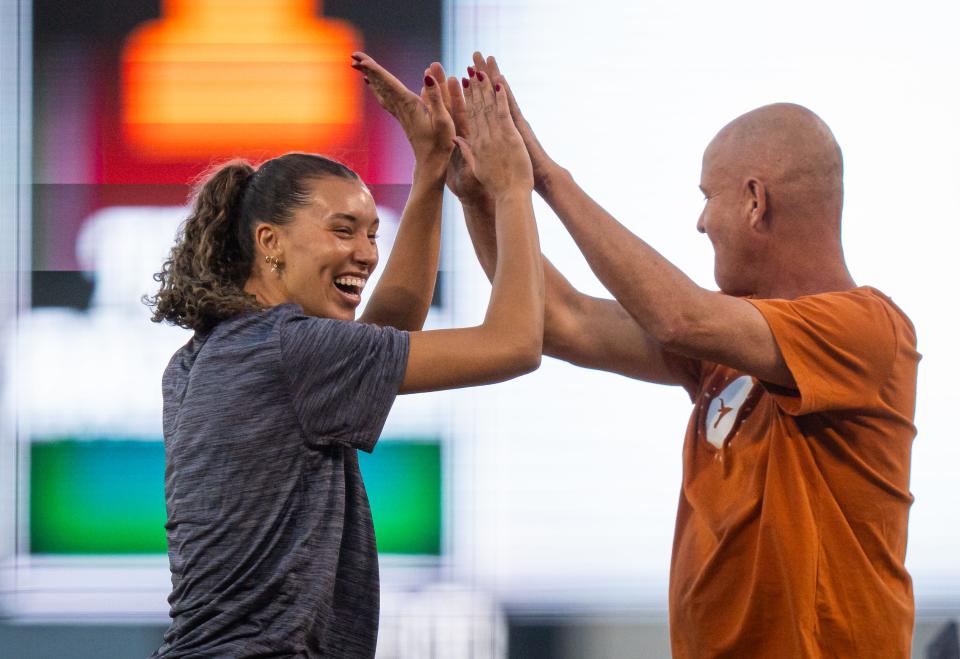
top-left (412, 156), bottom-right (450, 187)
top-left (491, 185), bottom-right (534, 207)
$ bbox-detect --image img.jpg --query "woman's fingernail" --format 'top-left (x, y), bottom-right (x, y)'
top-left (424, 75), bottom-right (435, 87)
top-left (495, 83), bottom-right (501, 92)
top-left (476, 71), bottom-right (485, 82)
top-left (462, 77), bottom-right (470, 88)
top-left (467, 66), bottom-right (475, 77)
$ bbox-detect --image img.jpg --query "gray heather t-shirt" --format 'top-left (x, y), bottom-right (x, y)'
top-left (152, 303), bottom-right (409, 658)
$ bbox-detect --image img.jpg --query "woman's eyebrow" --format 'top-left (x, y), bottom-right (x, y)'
top-left (328, 213), bottom-right (358, 223)
top-left (327, 213), bottom-right (380, 228)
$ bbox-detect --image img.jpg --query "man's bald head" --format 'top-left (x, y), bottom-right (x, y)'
top-left (705, 103), bottom-right (844, 232)
top-left (697, 104), bottom-right (854, 297)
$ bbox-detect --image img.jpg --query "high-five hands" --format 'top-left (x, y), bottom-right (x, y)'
top-left (433, 52), bottom-right (559, 205)
top-left (452, 66), bottom-right (533, 198)
top-left (412, 64), bottom-right (487, 202)
top-left (351, 52), bottom-right (455, 173)
top-left (350, 51), bottom-right (546, 199)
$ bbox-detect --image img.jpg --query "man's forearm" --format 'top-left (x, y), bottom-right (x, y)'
top-left (537, 168), bottom-right (710, 347)
top-left (493, 73), bottom-right (713, 346)
top-left (461, 195), bottom-right (498, 281)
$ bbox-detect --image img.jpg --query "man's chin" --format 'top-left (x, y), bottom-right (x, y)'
top-left (716, 276), bottom-right (753, 298)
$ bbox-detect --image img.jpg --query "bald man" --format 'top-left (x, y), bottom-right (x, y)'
top-left (445, 56), bottom-right (919, 657)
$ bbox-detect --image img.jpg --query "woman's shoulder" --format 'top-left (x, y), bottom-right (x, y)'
top-left (205, 302), bottom-right (303, 340)
top-left (204, 304), bottom-right (406, 358)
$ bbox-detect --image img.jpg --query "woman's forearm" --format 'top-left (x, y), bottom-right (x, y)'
top-left (359, 166), bottom-right (445, 330)
top-left (482, 191), bottom-right (544, 358)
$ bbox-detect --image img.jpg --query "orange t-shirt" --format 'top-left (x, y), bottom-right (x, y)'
top-left (670, 287), bottom-right (919, 658)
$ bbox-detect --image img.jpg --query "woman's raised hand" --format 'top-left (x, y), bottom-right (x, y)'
top-left (453, 69), bottom-right (533, 199)
top-left (351, 52), bottom-right (455, 173)
top-left (470, 52), bottom-right (560, 195)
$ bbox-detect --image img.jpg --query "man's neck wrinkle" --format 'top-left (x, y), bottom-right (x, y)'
top-left (753, 265), bottom-right (857, 300)
top-left (744, 245), bottom-right (855, 299)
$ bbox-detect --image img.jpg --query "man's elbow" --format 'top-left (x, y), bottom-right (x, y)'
top-left (650, 311), bottom-right (704, 356)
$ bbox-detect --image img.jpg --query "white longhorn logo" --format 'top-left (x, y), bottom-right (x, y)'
top-left (705, 376), bottom-right (756, 449)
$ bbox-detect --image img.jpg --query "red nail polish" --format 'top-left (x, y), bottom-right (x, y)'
top-left (462, 77), bottom-right (469, 88)
top-left (467, 66), bottom-right (475, 77)
top-left (495, 83), bottom-right (501, 92)
top-left (476, 71), bottom-right (485, 82)
top-left (424, 75), bottom-right (435, 87)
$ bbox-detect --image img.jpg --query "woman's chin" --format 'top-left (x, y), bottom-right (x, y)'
top-left (306, 304), bottom-right (356, 322)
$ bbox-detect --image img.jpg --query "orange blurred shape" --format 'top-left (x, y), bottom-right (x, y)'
top-left (121, 0), bottom-right (363, 160)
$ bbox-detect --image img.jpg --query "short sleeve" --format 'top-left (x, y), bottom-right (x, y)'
top-left (746, 289), bottom-right (896, 416)
top-left (278, 309), bottom-right (410, 452)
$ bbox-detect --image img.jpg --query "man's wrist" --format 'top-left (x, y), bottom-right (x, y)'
top-left (533, 161), bottom-right (570, 198)
top-left (459, 192), bottom-right (495, 214)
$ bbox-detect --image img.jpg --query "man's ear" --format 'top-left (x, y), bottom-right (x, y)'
top-left (744, 177), bottom-right (768, 231)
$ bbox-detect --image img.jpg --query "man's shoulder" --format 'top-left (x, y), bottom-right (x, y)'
top-left (752, 285), bottom-right (907, 335)
top-left (857, 287), bottom-right (917, 344)
top-left (796, 286), bottom-right (917, 351)
top-left (792, 285), bottom-right (904, 316)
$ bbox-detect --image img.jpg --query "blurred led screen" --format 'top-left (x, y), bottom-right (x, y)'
top-left (30, 439), bottom-right (440, 556)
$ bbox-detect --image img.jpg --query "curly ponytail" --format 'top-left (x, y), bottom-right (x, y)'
top-left (147, 153), bottom-right (360, 333)
top-left (147, 161), bottom-right (259, 333)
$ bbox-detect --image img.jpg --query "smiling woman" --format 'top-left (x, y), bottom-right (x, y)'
top-left (149, 154), bottom-right (370, 331)
top-left (143, 52), bottom-right (543, 658)
top-left (251, 169), bottom-right (382, 321)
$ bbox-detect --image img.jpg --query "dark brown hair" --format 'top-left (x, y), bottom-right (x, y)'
top-left (146, 153), bottom-right (359, 333)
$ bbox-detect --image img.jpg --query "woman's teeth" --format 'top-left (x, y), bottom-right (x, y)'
top-left (334, 276), bottom-right (366, 290)
top-left (334, 276), bottom-right (366, 295)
